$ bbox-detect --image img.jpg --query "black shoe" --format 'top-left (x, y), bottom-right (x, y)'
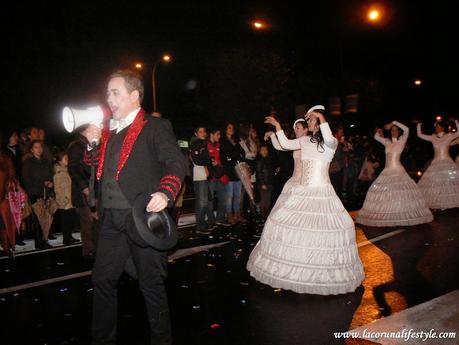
top-left (38, 241), bottom-right (53, 250)
top-left (63, 237), bottom-right (79, 245)
top-left (48, 234), bottom-right (57, 240)
top-left (16, 240), bottom-right (26, 246)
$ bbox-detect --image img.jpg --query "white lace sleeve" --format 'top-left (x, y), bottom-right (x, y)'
top-left (276, 130), bottom-right (300, 150)
top-left (270, 133), bottom-right (287, 151)
top-left (374, 132), bottom-right (389, 146)
top-left (319, 122), bottom-right (338, 149)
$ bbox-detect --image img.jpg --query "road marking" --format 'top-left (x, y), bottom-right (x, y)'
top-left (357, 229), bottom-right (407, 248)
top-left (0, 241), bottom-right (231, 295)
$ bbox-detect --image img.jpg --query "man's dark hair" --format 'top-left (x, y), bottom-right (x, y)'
top-left (208, 127), bottom-right (221, 135)
top-left (194, 125), bottom-right (207, 134)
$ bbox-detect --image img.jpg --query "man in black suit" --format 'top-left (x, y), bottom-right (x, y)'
top-left (83, 70), bottom-right (185, 345)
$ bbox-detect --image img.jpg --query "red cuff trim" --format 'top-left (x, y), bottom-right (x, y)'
top-left (160, 175), bottom-right (181, 190)
top-left (159, 185), bottom-right (178, 200)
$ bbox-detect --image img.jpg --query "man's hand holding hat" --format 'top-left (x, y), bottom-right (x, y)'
top-left (147, 192), bottom-right (169, 212)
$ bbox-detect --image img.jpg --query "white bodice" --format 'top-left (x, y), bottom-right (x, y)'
top-left (374, 121), bottom-right (410, 169)
top-left (374, 121), bottom-right (409, 170)
top-left (292, 150), bottom-right (302, 179)
top-left (431, 134), bottom-right (457, 161)
top-left (417, 122), bottom-right (459, 162)
top-left (300, 159), bottom-right (331, 186)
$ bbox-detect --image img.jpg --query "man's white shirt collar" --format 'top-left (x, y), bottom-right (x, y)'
top-left (111, 107), bottom-right (141, 133)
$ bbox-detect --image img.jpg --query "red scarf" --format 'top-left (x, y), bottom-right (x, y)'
top-left (96, 108), bottom-right (147, 180)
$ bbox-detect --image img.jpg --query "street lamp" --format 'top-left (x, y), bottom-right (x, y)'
top-left (152, 54), bottom-right (172, 112)
top-left (135, 54), bottom-right (172, 112)
top-left (250, 19), bottom-right (269, 31)
top-left (366, 5), bottom-right (385, 25)
top-left (414, 79), bottom-right (422, 86)
top-left (368, 9), bottom-right (380, 22)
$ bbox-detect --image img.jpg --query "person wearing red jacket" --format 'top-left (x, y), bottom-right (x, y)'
top-left (207, 128), bottom-right (232, 227)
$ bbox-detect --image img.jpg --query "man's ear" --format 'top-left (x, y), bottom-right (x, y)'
top-left (130, 89), bottom-right (140, 103)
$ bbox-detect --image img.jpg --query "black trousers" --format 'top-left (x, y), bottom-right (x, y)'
top-left (91, 208), bottom-right (170, 345)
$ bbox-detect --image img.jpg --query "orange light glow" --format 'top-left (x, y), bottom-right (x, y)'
top-left (135, 63), bottom-right (143, 69)
top-left (436, 116), bottom-right (442, 121)
top-left (368, 10), bottom-right (380, 21)
top-left (414, 79), bottom-right (422, 86)
top-left (163, 55), bottom-right (171, 62)
top-left (417, 171), bottom-right (422, 176)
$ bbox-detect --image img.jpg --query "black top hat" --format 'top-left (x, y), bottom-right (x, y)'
top-left (132, 196), bottom-right (178, 251)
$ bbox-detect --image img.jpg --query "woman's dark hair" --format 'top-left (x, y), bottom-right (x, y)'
top-left (224, 122), bottom-right (238, 142)
top-left (55, 150), bottom-right (67, 163)
top-left (435, 120), bottom-right (449, 133)
top-left (29, 139), bottom-right (43, 151)
top-left (1, 129), bottom-right (17, 147)
top-left (309, 110), bottom-right (325, 152)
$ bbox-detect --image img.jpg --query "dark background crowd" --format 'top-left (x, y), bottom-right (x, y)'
top-left (3, 109), bottom-right (457, 257)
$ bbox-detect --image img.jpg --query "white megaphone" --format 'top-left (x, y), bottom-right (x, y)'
top-left (62, 105), bottom-right (105, 146)
top-left (62, 105), bottom-right (104, 133)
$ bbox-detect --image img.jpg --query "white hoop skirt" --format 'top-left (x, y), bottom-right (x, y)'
top-left (418, 159), bottom-right (459, 209)
top-left (357, 167), bottom-right (433, 226)
top-left (247, 160), bottom-right (364, 295)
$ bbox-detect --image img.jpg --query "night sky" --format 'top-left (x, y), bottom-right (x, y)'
top-left (2, 0), bottom-right (458, 141)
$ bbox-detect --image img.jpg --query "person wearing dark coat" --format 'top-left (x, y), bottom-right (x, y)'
top-left (256, 144), bottom-right (275, 221)
top-left (220, 122), bottom-right (247, 224)
top-left (68, 132), bottom-right (99, 257)
top-left (82, 70), bottom-right (186, 345)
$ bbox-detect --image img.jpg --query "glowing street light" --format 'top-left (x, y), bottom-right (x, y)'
top-left (251, 20), bottom-right (268, 31)
top-left (414, 79), bottom-right (422, 86)
top-left (368, 9), bottom-right (380, 22)
top-left (134, 54), bottom-right (173, 111)
top-left (366, 5), bottom-right (385, 24)
top-left (436, 115), bottom-right (442, 121)
top-left (417, 171), bottom-right (422, 177)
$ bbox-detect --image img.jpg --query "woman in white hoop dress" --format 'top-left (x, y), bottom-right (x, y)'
top-left (417, 119), bottom-right (459, 209)
top-left (357, 121), bottom-right (433, 226)
top-left (265, 118), bottom-right (308, 195)
top-left (247, 106), bottom-right (364, 295)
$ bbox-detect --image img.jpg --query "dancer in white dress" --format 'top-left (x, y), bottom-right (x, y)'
top-left (417, 119), bottom-right (459, 209)
top-left (247, 106), bottom-right (364, 295)
top-left (265, 118), bottom-right (307, 195)
top-left (357, 121), bottom-right (433, 226)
